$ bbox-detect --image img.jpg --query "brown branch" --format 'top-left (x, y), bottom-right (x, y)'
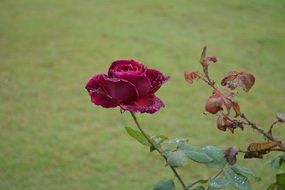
top-left (196, 73), bottom-right (217, 91)
top-left (196, 47), bottom-right (285, 152)
top-left (239, 114), bottom-right (285, 151)
top-left (240, 113), bottom-right (273, 140)
top-left (268, 119), bottom-right (280, 136)
top-left (199, 75), bottom-right (285, 152)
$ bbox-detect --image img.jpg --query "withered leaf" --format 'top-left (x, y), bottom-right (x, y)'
top-left (221, 71), bottom-right (239, 87)
top-left (221, 71), bottom-right (255, 92)
top-left (222, 97), bottom-right (233, 114)
top-left (247, 141), bottom-right (279, 152)
top-left (199, 46), bottom-right (218, 67)
top-left (224, 146), bottom-right (239, 165)
top-left (217, 115), bottom-right (227, 131)
top-left (237, 72), bottom-right (255, 92)
top-left (244, 151), bottom-right (263, 159)
top-left (276, 113), bottom-right (285, 122)
top-left (205, 90), bottom-right (224, 114)
top-left (184, 71), bottom-right (199, 84)
top-left (232, 101), bottom-right (241, 117)
top-left (216, 115), bottom-right (234, 133)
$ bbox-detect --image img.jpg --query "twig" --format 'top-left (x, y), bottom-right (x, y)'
top-left (186, 179), bottom-right (208, 189)
top-left (268, 119), bottom-right (280, 136)
top-left (130, 112), bottom-right (188, 190)
top-left (196, 73), bottom-right (217, 90)
top-left (240, 114), bottom-right (285, 151)
top-left (196, 54), bottom-right (285, 152)
top-left (211, 168), bottom-right (224, 180)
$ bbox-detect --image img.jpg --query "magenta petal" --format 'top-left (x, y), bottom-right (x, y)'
top-left (120, 95), bottom-right (165, 114)
top-left (146, 68), bottom-right (170, 94)
top-left (115, 74), bottom-right (151, 97)
top-left (108, 59), bottom-right (145, 76)
top-left (101, 75), bottom-right (139, 103)
top-left (85, 74), bottom-right (118, 108)
top-left (127, 76), bottom-right (151, 97)
top-left (108, 60), bottom-right (151, 97)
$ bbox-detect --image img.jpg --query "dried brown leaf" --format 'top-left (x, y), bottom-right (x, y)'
top-left (224, 146), bottom-right (239, 165)
top-left (247, 141), bottom-right (279, 152)
top-left (277, 113), bottom-right (285, 122)
top-left (216, 115), bottom-right (235, 133)
top-left (205, 90), bottom-right (224, 114)
top-left (184, 71), bottom-right (199, 84)
top-left (232, 101), bottom-right (241, 117)
top-left (237, 72), bottom-right (255, 92)
top-left (244, 151), bottom-right (263, 159)
top-left (221, 71), bottom-right (255, 92)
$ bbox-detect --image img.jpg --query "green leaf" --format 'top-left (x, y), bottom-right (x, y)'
top-left (202, 145), bottom-right (227, 168)
top-left (270, 154), bottom-right (285, 170)
top-left (266, 182), bottom-right (277, 190)
top-left (208, 174), bottom-right (230, 189)
top-left (280, 161), bottom-right (285, 171)
top-left (231, 165), bottom-right (261, 181)
top-left (153, 180), bottom-right (176, 190)
top-left (166, 150), bottom-right (188, 167)
top-left (164, 138), bottom-right (188, 145)
top-left (162, 149), bottom-right (172, 156)
top-left (193, 186), bottom-right (205, 190)
top-left (270, 155), bottom-right (283, 169)
top-left (276, 173), bottom-right (285, 189)
top-left (178, 143), bottom-right (213, 163)
top-left (151, 135), bottom-right (168, 146)
top-left (125, 127), bottom-right (150, 146)
top-left (224, 168), bottom-right (252, 190)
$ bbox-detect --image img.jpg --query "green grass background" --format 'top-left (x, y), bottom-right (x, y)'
top-left (0, 0), bottom-right (285, 189)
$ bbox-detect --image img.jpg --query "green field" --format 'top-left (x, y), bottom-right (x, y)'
top-left (1, 0), bottom-right (285, 189)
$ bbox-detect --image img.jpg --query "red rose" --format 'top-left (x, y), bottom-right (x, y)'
top-left (85, 60), bottom-right (169, 113)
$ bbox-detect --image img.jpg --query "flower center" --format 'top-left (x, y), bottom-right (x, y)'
top-left (117, 64), bottom-right (140, 72)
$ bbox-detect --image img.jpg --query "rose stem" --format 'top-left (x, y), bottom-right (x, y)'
top-left (130, 112), bottom-right (188, 190)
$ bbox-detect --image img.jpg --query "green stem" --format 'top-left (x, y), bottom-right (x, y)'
top-left (211, 168), bottom-right (224, 180)
top-left (130, 112), bottom-right (188, 190)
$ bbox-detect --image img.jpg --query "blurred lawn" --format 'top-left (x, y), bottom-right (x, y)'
top-left (0, 0), bottom-right (285, 189)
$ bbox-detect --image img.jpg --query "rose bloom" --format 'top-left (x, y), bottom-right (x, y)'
top-left (85, 60), bottom-right (169, 113)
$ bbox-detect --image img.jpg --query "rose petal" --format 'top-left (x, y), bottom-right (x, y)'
top-left (123, 75), bottom-right (152, 97)
top-left (120, 95), bottom-right (165, 113)
top-left (146, 68), bottom-right (170, 94)
top-left (108, 59), bottom-right (145, 77)
top-left (85, 74), bottom-right (118, 108)
top-left (112, 74), bottom-right (151, 98)
top-left (108, 59), bottom-right (152, 97)
top-left (101, 75), bottom-right (139, 103)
